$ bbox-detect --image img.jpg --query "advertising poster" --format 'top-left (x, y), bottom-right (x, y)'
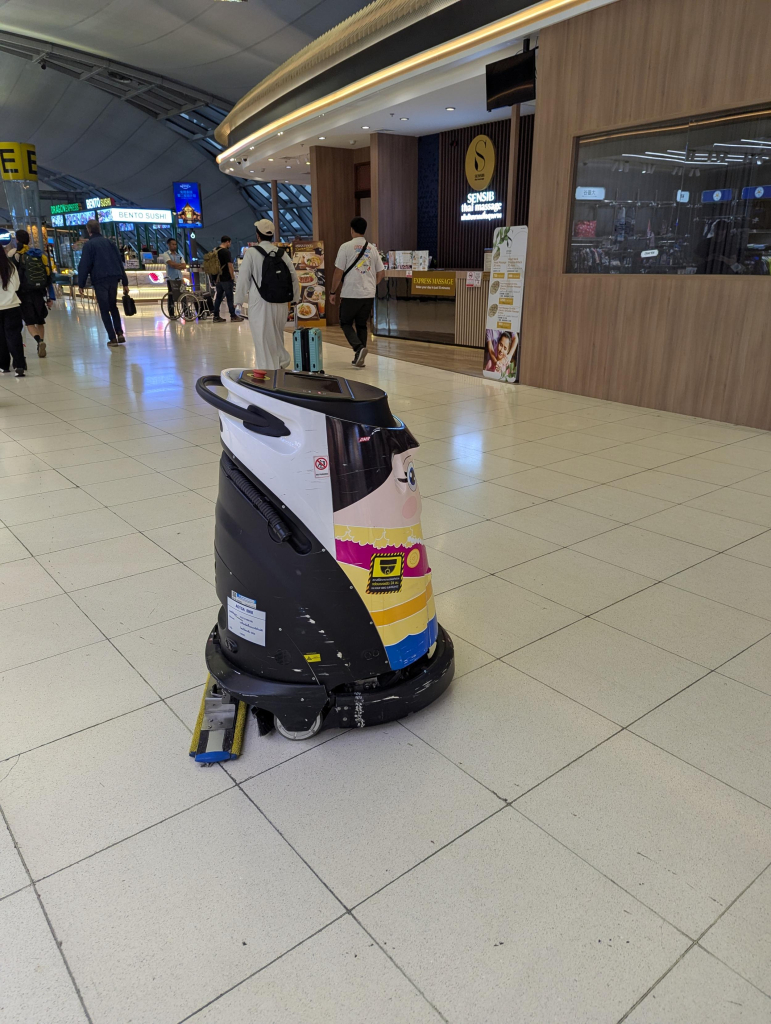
top-left (410, 271), bottom-right (456, 297)
top-left (483, 225), bottom-right (528, 384)
top-left (173, 182), bottom-right (203, 228)
top-left (289, 241), bottom-right (325, 329)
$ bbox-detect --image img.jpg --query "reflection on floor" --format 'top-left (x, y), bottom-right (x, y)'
top-left (2, 299), bottom-right (771, 1024)
top-left (327, 323), bottom-right (484, 376)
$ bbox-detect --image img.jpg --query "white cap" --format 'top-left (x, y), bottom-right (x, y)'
top-left (254, 218), bottom-right (275, 237)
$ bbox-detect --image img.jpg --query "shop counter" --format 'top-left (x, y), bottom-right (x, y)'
top-left (374, 269), bottom-right (489, 347)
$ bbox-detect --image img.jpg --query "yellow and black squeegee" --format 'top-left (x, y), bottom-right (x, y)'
top-left (189, 675), bottom-right (246, 763)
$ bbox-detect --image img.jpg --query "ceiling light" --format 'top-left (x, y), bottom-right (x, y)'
top-left (268, 157), bottom-right (274, 161)
top-left (306, 160), bottom-right (310, 165)
top-left (249, 146), bottom-right (254, 150)
top-left (400, 117), bottom-right (409, 121)
top-left (318, 136), bottom-right (326, 140)
top-left (277, 131), bottom-right (283, 136)
top-left (362, 125), bottom-right (370, 129)
top-left (286, 165), bottom-right (291, 169)
top-left (446, 106), bottom-right (455, 111)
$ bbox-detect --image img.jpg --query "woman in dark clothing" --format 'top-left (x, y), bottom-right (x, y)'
top-left (0, 244), bottom-right (27, 377)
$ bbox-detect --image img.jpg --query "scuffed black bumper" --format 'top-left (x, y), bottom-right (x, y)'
top-left (206, 624), bottom-right (454, 733)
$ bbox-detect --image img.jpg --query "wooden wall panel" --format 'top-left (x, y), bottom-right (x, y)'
top-left (437, 118), bottom-right (510, 270)
top-left (370, 133), bottom-right (418, 253)
top-left (522, 0), bottom-right (771, 429)
top-left (310, 145), bottom-right (355, 325)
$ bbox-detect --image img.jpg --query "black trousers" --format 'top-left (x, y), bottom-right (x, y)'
top-left (339, 297), bottom-right (372, 352)
top-left (94, 280), bottom-right (123, 341)
top-left (214, 280), bottom-right (235, 317)
top-left (0, 306), bottom-right (26, 371)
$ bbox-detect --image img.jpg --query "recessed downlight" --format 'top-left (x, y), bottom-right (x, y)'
top-left (446, 106), bottom-right (455, 111)
top-left (318, 136), bottom-right (326, 140)
top-left (362, 125), bottom-right (370, 129)
top-left (400, 117), bottom-right (409, 121)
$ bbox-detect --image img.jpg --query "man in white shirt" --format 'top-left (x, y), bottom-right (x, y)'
top-left (157, 238), bottom-right (186, 316)
top-left (329, 217), bottom-right (384, 367)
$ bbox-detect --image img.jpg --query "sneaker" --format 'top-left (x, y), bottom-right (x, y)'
top-left (15, 368), bottom-right (25, 377)
top-left (107, 339), bottom-right (119, 347)
top-left (212, 316), bottom-right (226, 323)
top-left (230, 315), bottom-right (244, 322)
top-left (0, 368), bottom-right (10, 374)
top-left (117, 335), bottom-right (126, 344)
top-left (354, 345), bottom-right (368, 367)
top-left (37, 340), bottom-right (46, 358)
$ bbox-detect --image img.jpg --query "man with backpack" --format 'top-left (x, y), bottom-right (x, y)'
top-left (329, 216), bottom-right (384, 368)
top-left (209, 236), bottom-right (243, 323)
top-left (10, 229), bottom-right (55, 358)
top-left (234, 219), bottom-right (299, 369)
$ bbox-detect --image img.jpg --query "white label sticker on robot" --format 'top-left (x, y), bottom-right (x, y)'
top-left (313, 455), bottom-right (330, 477)
top-left (227, 592), bottom-right (266, 646)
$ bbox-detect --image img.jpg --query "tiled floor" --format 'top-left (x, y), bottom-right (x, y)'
top-left (1, 299), bottom-right (771, 1023)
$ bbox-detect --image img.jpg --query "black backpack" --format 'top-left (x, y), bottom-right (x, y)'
top-left (253, 246), bottom-right (294, 304)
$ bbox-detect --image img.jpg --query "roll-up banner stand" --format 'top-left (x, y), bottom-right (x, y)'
top-left (483, 225), bottom-right (528, 384)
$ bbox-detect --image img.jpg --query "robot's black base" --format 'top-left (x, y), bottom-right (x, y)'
top-left (205, 624), bottom-right (454, 736)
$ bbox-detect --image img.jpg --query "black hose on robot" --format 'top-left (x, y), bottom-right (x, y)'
top-left (220, 453), bottom-right (295, 545)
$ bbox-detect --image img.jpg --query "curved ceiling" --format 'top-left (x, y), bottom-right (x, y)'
top-left (0, 0), bottom-right (369, 103)
top-left (0, 0), bottom-right (368, 243)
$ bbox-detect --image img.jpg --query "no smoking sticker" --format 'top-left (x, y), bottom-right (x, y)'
top-left (313, 455), bottom-right (329, 477)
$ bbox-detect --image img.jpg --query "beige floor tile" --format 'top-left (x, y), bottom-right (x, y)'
top-left (111, 490), bottom-right (214, 530)
top-left (435, 574), bottom-right (581, 658)
top-left (634, 504), bottom-right (765, 551)
top-left (495, 500), bottom-right (617, 545)
top-left (111, 434), bottom-right (193, 456)
top-left (172, 426), bottom-right (222, 445)
top-left (518, 732), bottom-right (771, 937)
top-left (613, 470), bottom-right (719, 502)
top-left (22, 431), bottom-right (99, 454)
top-left (507, 618), bottom-right (705, 725)
top-left (135, 445), bottom-right (219, 471)
top-left (0, 440), bottom-right (30, 458)
top-left (0, 816), bottom-right (28, 899)
top-left (632, 673), bottom-right (771, 807)
top-left (581, 422), bottom-right (663, 442)
top-left (11, 507), bottom-right (136, 555)
top-left (417, 496), bottom-right (484, 537)
top-left (688, 487), bottom-right (771, 527)
top-left (0, 453), bottom-right (50, 477)
top-left (495, 466), bottom-right (596, 499)
top-left (733, 470), bottom-right (771, 497)
top-left (37, 789), bottom-right (341, 1024)
top-left (0, 642), bottom-right (157, 760)
top-left (4, 420), bottom-right (81, 441)
top-left (596, 585), bottom-right (771, 668)
top-left (574, 524), bottom-right (715, 580)
top-left (0, 487), bottom-right (101, 527)
top-left (428, 520), bottom-right (557, 573)
top-left (636, 432), bottom-right (725, 456)
top-left (0, 888), bottom-right (88, 1024)
top-left (669, 554), bottom-right (771, 618)
top-left (421, 546), bottom-right (488, 592)
top-left (38, 443), bottom-right (125, 468)
top-left (186, 915), bottom-right (443, 1024)
top-left (80, 471), bottom-right (187, 506)
top-left (111, 606), bottom-right (219, 697)
top-left (243, 723), bottom-right (502, 906)
top-left (532, 412), bottom-right (608, 431)
top-left (0, 556), bottom-right (61, 609)
top-left (144, 515), bottom-right (214, 561)
top-left (549, 454), bottom-right (640, 484)
top-left (735, 433), bottom-right (771, 452)
top-left (38, 532), bottom-right (176, 591)
top-left (720, 635), bottom-right (771, 696)
top-left (0, 525), bottom-right (29, 564)
top-left (447, 634), bottom-right (495, 677)
top-left (558, 484), bottom-right (674, 523)
top-left (626, 946), bottom-right (771, 1024)
top-left (702, 444), bottom-right (771, 471)
top-left (454, 421), bottom-right (568, 446)
top-left (593, 443), bottom-right (683, 469)
top-left (410, 464), bottom-right (478, 496)
top-left (675, 423), bottom-right (762, 444)
top-left (0, 594), bottom-right (103, 672)
top-left (0, 469), bottom-right (73, 501)
top-left (0, 703), bottom-right (231, 879)
top-left (58, 456), bottom-right (154, 486)
top-left (431, 480), bottom-right (541, 517)
top-left (70, 563), bottom-right (217, 637)
top-left (701, 868), bottom-right (771, 998)
top-left (494, 441), bottom-right (577, 466)
top-left (405, 660), bottom-right (615, 800)
top-left (356, 810), bottom-right (687, 1024)
top-left (185, 554), bottom-right (215, 584)
top-left (163, 462), bottom-right (220, 489)
top-left (93, 423), bottom-right (165, 443)
top-left (541, 431), bottom-right (620, 454)
top-left (501, 548), bottom-right (654, 615)
top-left (661, 456), bottom-right (762, 486)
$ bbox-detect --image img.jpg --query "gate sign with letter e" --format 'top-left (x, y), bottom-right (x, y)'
top-left (313, 455), bottom-right (329, 477)
top-left (367, 553), bottom-right (404, 594)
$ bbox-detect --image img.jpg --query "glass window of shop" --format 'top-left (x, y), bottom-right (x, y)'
top-left (568, 107), bottom-right (771, 275)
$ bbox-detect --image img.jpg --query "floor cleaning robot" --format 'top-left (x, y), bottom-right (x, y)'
top-left (194, 368), bottom-right (454, 743)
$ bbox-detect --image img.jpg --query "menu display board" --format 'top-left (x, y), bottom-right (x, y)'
top-left (289, 241), bottom-right (325, 329)
top-left (483, 225), bottom-right (528, 384)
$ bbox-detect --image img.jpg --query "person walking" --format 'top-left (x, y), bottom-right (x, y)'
top-left (77, 219), bottom-right (130, 346)
top-left (0, 244), bottom-right (27, 377)
top-left (329, 216), bottom-right (384, 368)
top-left (158, 238), bottom-right (186, 316)
top-left (8, 228), bottom-right (55, 358)
top-left (234, 219), bottom-right (299, 369)
top-left (211, 236), bottom-right (243, 323)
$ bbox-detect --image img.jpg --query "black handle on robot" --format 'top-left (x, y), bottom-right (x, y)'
top-left (195, 376), bottom-right (291, 436)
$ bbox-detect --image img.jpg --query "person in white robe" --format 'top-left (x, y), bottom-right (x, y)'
top-left (234, 218), bottom-right (300, 369)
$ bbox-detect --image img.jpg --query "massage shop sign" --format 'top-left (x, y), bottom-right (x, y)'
top-left (483, 225), bottom-right (528, 384)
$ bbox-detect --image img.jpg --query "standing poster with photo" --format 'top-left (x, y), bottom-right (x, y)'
top-left (483, 225), bottom-right (528, 383)
top-left (288, 241), bottom-right (325, 329)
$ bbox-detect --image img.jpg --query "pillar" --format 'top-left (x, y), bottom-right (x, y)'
top-left (370, 133), bottom-right (418, 254)
top-left (310, 146), bottom-right (355, 325)
top-left (271, 180), bottom-right (281, 241)
top-left (506, 105), bottom-right (521, 225)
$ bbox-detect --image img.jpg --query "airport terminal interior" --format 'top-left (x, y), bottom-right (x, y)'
top-left (2, 1), bottom-right (771, 1023)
